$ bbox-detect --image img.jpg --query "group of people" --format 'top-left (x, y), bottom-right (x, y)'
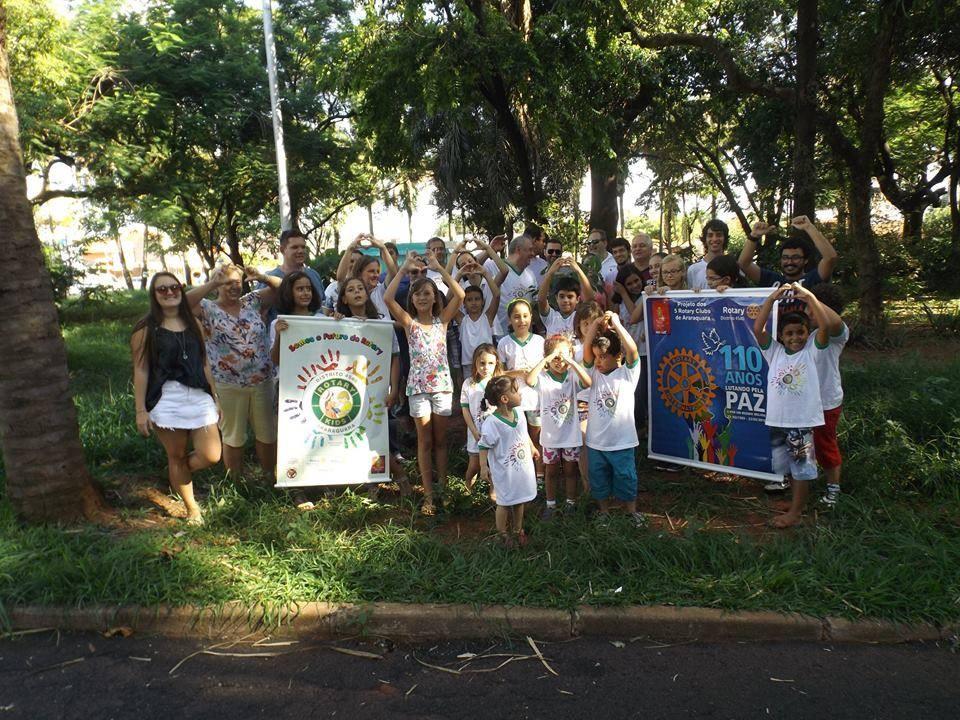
top-left (131, 216), bottom-right (847, 538)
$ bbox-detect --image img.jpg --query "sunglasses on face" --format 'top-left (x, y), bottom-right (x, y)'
top-left (545, 248), bottom-right (562, 255)
top-left (156, 284), bottom-right (182, 296)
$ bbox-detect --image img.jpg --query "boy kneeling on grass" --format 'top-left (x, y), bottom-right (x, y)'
top-left (479, 376), bottom-right (539, 547)
top-left (753, 283), bottom-right (830, 528)
top-left (581, 311), bottom-right (645, 527)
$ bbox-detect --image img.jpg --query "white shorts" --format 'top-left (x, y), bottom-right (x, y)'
top-left (149, 381), bottom-right (219, 431)
top-left (408, 391), bottom-right (453, 418)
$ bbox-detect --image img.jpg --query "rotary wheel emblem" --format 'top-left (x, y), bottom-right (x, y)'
top-left (656, 348), bottom-right (717, 419)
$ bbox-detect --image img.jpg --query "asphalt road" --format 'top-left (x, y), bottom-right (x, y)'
top-left (0, 631), bottom-right (956, 719)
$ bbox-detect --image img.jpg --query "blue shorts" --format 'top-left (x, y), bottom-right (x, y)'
top-left (770, 427), bottom-right (818, 481)
top-left (587, 447), bottom-right (638, 501)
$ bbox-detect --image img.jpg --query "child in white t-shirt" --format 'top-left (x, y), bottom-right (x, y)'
top-left (805, 283), bottom-right (849, 507)
top-left (537, 257), bottom-right (596, 343)
top-left (479, 376), bottom-right (539, 547)
top-left (460, 343), bottom-right (501, 498)
top-left (581, 311), bottom-right (645, 526)
top-left (524, 336), bottom-right (592, 520)
top-left (497, 298), bottom-right (546, 478)
top-left (753, 283), bottom-right (830, 528)
top-left (456, 265), bottom-right (500, 374)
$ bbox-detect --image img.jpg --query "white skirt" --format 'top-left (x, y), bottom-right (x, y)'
top-left (149, 380), bottom-right (219, 430)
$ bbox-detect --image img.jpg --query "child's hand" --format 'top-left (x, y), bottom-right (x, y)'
top-left (386, 389), bottom-right (398, 408)
top-left (613, 282), bottom-right (628, 298)
top-left (471, 428), bottom-right (480, 441)
top-left (275, 319), bottom-right (289, 333)
top-left (604, 310), bottom-right (621, 328)
top-left (715, 283), bottom-right (729, 293)
top-left (531, 446), bottom-right (540, 462)
top-left (480, 465), bottom-right (490, 482)
top-left (789, 282), bottom-right (813, 299)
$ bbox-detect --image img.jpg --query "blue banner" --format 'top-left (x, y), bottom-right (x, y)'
top-left (644, 289), bottom-right (780, 480)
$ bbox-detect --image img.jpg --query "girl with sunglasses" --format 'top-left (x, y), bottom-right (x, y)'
top-left (131, 273), bottom-right (222, 525)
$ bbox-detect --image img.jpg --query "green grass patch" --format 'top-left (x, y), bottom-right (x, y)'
top-left (1, 296), bottom-right (959, 624)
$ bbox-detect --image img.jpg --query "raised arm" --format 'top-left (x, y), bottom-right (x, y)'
top-left (753, 285), bottom-right (788, 346)
top-left (185, 266), bottom-right (226, 312)
top-left (446, 240), bottom-right (468, 275)
top-left (383, 256), bottom-right (414, 329)
top-left (739, 221), bottom-right (776, 284)
top-left (370, 235), bottom-right (399, 278)
top-left (524, 350), bottom-right (554, 388)
top-left (569, 259), bottom-right (596, 302)
top-left (244, 266), bottom-right (281, 309)
top-left (538, 259), bottom-right (563, 314)
top-left (564, 354), bottom-right (592, 389)
top-left (483, 265), bottom-right (501, 325)
top-left (791, 215), bottom-right (837, 281)
top-left (429, 254), bottom-right (465, 324)
top-left (581, 315), bottom-right (603, 365)
top-left (336, 234), bottom-right (364, 284)
top-left (474, 236), bottom-right (509, 275)
top-left (607, 311), bottom-right (639, 365)
top-left (791, 283), bottom-right (831, 346)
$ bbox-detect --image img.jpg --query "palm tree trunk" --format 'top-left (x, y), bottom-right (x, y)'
top-left (0, 13), bottom-right (106, 522)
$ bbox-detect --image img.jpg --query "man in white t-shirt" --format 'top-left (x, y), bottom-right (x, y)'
top-left (475, 234), bottom-right (538, 339)
top-left (524, 222), bottom-right (549, 283)
top-left (581, 311), bottom-right (645, 526)
top-left (753, 283), bottom-right (831, 529)
top-left (687, 219), bottom-right (729, 290)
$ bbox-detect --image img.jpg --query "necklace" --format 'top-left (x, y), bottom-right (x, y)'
top-left (174, 330), bottom-right (189, 361)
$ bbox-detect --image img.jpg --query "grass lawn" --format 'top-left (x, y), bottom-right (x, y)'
top-left (1, 292), bottom-right (959, 625)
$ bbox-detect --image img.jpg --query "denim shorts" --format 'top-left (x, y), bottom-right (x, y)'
top-left (587, 447), bottom-right (638, 501)
top-left (770, 427), bottom-right (818, 481)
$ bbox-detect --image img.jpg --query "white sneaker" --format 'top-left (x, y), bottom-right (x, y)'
top-left (764, 479), bottom-right (790, 492)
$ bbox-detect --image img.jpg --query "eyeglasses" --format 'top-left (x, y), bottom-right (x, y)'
top-left (588, 237), bottom-right (604, 245)
top-left (545, 248), bottom-right (562, 255)
top-left (661, 269), bottom-right (683, 276)
top-left (156, 284), bottom-right (182, 296)
top-left (781, 254), bottom-right (805, 262)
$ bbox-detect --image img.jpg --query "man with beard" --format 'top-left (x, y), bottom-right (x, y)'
top-left (739, 215), bottom-right (838, 289)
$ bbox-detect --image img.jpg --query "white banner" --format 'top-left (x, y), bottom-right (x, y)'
top-left (276, 316), bottom-right (393, 486)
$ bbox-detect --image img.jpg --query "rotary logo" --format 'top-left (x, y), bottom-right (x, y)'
top-left (311, 374), bottom-right (363, 431)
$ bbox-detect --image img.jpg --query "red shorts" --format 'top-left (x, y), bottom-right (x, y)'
top-left (813, 405), bottom-right (843, 469)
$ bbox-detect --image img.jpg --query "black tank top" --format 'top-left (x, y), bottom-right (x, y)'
top-left (145, 327), bottom-right (213, 411)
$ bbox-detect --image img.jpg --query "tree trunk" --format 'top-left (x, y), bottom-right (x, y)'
top-left (792, 0), bottom-right (818, 218)
top-left (182, 253), bottom-right (193, 285)
top-left (112, 215), bottom-right (134, 290)
top-left (0, 14), bottom-right (106, 523)
top-left (902, 209), bottom-right (923, 246)
top-left (847, 170), bottom-right (885, 333)
top-left (140, 225), bottom-right (149, 289)
top-left (945, 172), bottom-right (960, 287)
top-left (589, 159), bottom-right (619, 239)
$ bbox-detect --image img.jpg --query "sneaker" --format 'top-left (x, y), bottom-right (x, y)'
top-left (820, 489), bottom-right (840, 507)
top-left (595, 512), bottom-right (611, 527)
top-left (654, 463), bottom-right (681, 473)
top-left (540, 505), bottom-right (557, 522)
top-left (764, 479), bottom-right (790, 492)
top-left (630, 511), bottom-right (648, 528)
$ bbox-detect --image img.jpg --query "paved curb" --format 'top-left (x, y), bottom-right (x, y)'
top-left (5, 603), bottom-right (954, 644)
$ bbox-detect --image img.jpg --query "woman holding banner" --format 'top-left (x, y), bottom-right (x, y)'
top-left (186, 265), bottom-right (281, 478)
top-left (131, 272), bottom-right (222, 525)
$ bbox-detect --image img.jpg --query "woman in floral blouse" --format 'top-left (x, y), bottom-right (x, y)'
top-left (187, 265), bottom-right (281, 477)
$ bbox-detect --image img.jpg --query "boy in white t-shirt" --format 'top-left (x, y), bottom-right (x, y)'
top-left (806, 283), bottom-right (848, 507)
top-left (525, 336), bottom-right (592, 520)
top-left (753, 283), bottom-right (830, 529)
top-left (537, 257), bottom-right (596, 342)
top-left (581, 311), bottom-right (645, 526)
